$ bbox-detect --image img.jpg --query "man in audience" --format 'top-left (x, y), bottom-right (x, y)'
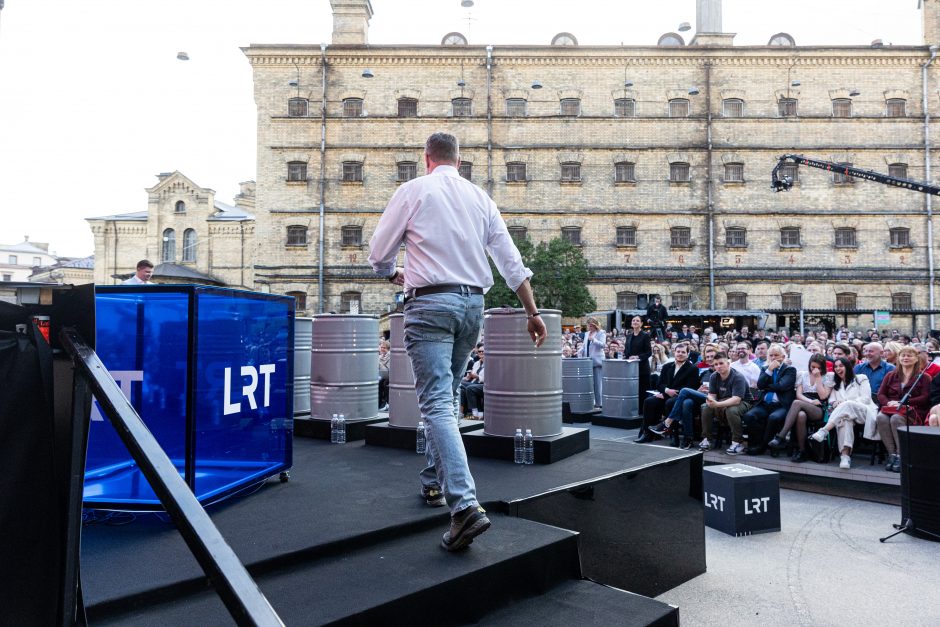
top-left (832, 343), bottom-right (854, 365)
top-left (649, 346), bottom-right (717, 447)
top-left (731, 341), bottom-right (760, 401)
top-left (636, 343), bottom-right (699, 443)
top-left (459, 344), bottom-right (485, 418)
top-left (753, 339), bottom-right (769, 369)
top-left (855, 342), bottom-right (894, 406)
top-left (700, 352), bottom-right (751, 453)
top-left (742, 343), bottom-right (797, 455)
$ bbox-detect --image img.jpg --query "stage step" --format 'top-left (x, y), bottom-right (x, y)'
top-left (481, 579), bottom-right (679, 626)
top-left (91, 514), bottom-right (583, 626)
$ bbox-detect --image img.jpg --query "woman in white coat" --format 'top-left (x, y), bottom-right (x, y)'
top-left (577, 316), bottom-right (607, 408)
top-left (810, 357), bottom-right (876, 469)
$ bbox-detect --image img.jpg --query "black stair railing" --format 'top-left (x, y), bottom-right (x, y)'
top-left (61, 326), bottom-right (283, 627)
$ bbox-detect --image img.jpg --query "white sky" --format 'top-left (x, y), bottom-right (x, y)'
top-left (0, 0), bottom-right (924, 257)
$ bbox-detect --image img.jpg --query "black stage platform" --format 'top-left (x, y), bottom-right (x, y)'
top-left (81, 437), bottom-right (702, 625)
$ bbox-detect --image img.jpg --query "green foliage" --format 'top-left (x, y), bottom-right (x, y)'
top-left (485, 237), bottom-right (597, 317)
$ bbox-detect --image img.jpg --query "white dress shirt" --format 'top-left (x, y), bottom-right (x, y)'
top-left (122, 275), bottom-right (151, 285)
top-left (368, 165), bottom-right (533, 292)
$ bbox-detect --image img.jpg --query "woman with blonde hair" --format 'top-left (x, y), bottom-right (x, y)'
top-left (577, 316), bottom-right (607, 409)
top-left (883, 341), bottom-right (903, 367)
top-left (874, 345), bottom-right (931, 472)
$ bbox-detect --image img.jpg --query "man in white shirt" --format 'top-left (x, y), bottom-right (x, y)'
top-left (730, 341), bottom-right (761, 400)
top-left (369, 132), bottom-right (547, 552)
top-left (122, 259), bottom-right (154, 284)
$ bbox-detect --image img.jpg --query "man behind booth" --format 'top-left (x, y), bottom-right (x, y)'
top-left (122, 259), bottom-right (154, 284)
top-left (369, 132), bottom-right (547, 552)
top-left (645, 296), bottom-right (668, 342)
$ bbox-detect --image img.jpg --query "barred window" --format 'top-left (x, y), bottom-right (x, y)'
top-left (668, 98), bottom-right (690, 117)
top-left (561, 162), bottom-right (581, 182)
top-left (726, 227), bottom-right (747, 247)
top-left (174, 200), bottom-right (186, 213)
top-left (670, 227), bottom-right (691, 247)
top-left (886, 98), bottom-right (906, 118)
top-left (615, 162), bottom-right (636, 183)
top-left (782, 292), bottom-right (802, 310)
top-left (458, 161), bottom-right (472, 180)
top-left (288, 97), bottom-right (308, 117)
top-left (832, 98), bottom-right (852, 118)
top-left (672, 292), bottom-right (692, 310)
top-left (343, 98), bottom-right (363, 117)
top-left (724, 163), bottom-right (744, 182)
top-left (561, 226), bottom-right (582, 245)
top-left (506, 98), bottom-right (527, 116)
top-left (726, 292), bottom-right (747, 309)
top-left (832, 163), bottom-right (853, 185)
top-left (162, 228), bottom-right (175, 263)
top-left (341, 226), bottom-right (362, 246)
top-left (452, 98), bottom-right (472, 116)
top-left (892, 293), bottom-right (913, 310)
top-left (616, 226), bottom-right (637, 247)
top-left (614, 98), bottom-right (635, 117)
top-left (780, 227), bottom-right (801, 247)
top-left (182, 228), bottom-right (197, 262)
top-left (342, 161), bottom-right (363, 182)
top-left (397, 161), bottom-right (417, 182)
top-left (397, 97), bottom-right (418, 117)
top-left (888, 163), bottom-right (908, 179)
top-left (560, 98), bottom-right (581, 116)
top-left (506, 162), bottom-right (527, 182)
top-left (890, 227), bottom-right (911, 247)
top-left (617, 291), bottom-right (638, 310)
top-left (341, 291), bottom-right (362, 314)
top-left (287, 161), bottom-right (307, 182)
top-left (669, 162), bottom-right (690, 182)
top-left (834, 228), bottom-right (857, 248)
top-left (286, 225), bottom-right (307, 246)
top-left (836, 292), bottom-right (857, 310)
top-left (286, 291), bottom-right (307, 312)
top-left (508, 226), bottom-right (528, 241)
top-left (778, 98), bottom-right (798, 117)
top-left (780, 163), bottom-right (799, 183)
top-left (722, 98), bottom-right (744, 118)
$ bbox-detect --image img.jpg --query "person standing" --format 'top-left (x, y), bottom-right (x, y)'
top-left (624, 315), bottom-right (653, 409)
top-left (577, 316), bottom-right (606, 409)
top-left (369, 132), bottom-right (547, 552)
top-left (122, 259), bottom-right (154, 284)
top-left (646, 296), bottom-right (668, 342)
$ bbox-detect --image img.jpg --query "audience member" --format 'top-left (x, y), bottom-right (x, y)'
top-left (742, 343), bottom-right (797, 456)
top-left (636, 343), bottom-right (698, 443)
top-left (700, 352), bottom-right (751, 454)
top-left (876, 345), bottom-right (931, 472)
top-left (769, 354), bottom-right (830, 462)
top-left (810, 357), bottom-right (876, 469)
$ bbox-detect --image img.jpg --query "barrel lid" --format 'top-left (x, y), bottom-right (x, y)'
top-left (484, 307), bottom-right (561, 316)
top-left (313, 313), bottom-right (379, 320)
top-left (388, 313), bottom-right (404, 319)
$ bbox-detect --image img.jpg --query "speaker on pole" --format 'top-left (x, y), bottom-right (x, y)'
top-left (887, 426), bottom-right (940, 542)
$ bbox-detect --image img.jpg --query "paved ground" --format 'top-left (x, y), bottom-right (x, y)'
top-left (584, 422), bottom-right (940, 627)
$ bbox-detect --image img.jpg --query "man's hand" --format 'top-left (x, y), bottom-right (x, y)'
top-left (654, 392), bottom-right (664, 400)
top-left (389, 267), bottom-right (405, 286)
top-left (705, 397), bottom-right (718, 408)
top-left (665, 388), bottom-right (677, 397)
top-left (528, 315), bottom-right (547, 347)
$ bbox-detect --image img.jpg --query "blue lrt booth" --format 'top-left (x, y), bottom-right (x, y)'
top-left (84, 285), bottom-right (294, 510)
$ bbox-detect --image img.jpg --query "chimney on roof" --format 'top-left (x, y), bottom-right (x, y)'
top-left (692, 0), bottom-right (735, 46)
top-left (330, 0), bottom-right (373, 45)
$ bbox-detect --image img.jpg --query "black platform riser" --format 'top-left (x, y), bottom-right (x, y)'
top-left (462, 427), bottom-right (590, 464)
top-left (591, 414), bottom-right (643, 429)
top-left (293, 416), bottom-right (386, 441)
top-left (364, 420), bottom-right (485, 449)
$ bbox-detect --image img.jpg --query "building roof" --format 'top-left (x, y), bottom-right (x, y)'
top-left (86, 210), bottom-right (148, 221)
top-left (152, 263), bottom-right (224, 285)
top-left (210, 201), bottom-right (254, 221)
top-left (0, 239), bottom-right (51, 254)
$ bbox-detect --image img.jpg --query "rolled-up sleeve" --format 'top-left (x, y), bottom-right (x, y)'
top-left (368, 186), bottom-right (409, 278)
top-left (485, 203), bottom-right (532, 292)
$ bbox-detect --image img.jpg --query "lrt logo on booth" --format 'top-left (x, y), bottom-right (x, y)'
top-left (91, 370), bottom-right (144, 421)
top-left (224, 364), bottom-right (276, 415)
top-left (744, 497), bottom-right (771, 515)
top-left (704, 491), bottom-right (726, 512)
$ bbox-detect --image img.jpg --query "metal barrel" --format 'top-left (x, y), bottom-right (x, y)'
top-left (602, 359), bottom-right (639, 419)
top-left (293, 317), bottom-right (312, 416)
top-left (310, 314), bottom-right (379, 420)
top-left (482, 308), bottom-right (563, 437)
top-left (562, 357), bottom-right (595, 413)
top-left (388, 313), bottom-right (421, 427)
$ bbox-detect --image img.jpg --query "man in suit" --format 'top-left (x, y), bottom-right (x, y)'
top-left (636, 343), bottom-right (698, 443)
top-left (741, 343), bottom-right (797, 455)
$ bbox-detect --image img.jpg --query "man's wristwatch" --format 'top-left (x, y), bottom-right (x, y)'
top-left (527, 312), bottom-right (541, 319)
top-left (387, 270), bottom-right (399, 283)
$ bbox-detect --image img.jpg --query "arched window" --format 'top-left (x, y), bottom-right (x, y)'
top-left (560, 162), bottom-right (581, 182)
top-left (341, 291), bottom-right (362, 313)
top-left (452, 98), bottom-right (472, 117)
top-left (162, 228), bottom-right (176, 263)
top-left (174, 200), bottom-right (186, 213)
top-left (832, 98), bottom-right (852, 118)
top-left (886, 98), bottom-right (906, 117)
top-left (182, 228), bottom-right (197, 262)
top-left (343, 98), bottom-right (363, 117)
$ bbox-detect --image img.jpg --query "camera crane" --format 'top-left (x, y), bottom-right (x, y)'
top-left (771, 154), bottom-right (940, 196)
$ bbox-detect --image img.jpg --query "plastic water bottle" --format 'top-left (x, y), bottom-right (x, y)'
top-left (331, 413), bottom-right (339, 443)
top-left (514, 428), bottom-right (525, 464)
top-left (416, 421), bottom-right (427, 454)
top-left (524, 429), bottom-right (534, 465)
top-left (337, 414), bottom-right (346, 444)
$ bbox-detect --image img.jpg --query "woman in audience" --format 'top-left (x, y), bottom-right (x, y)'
top-left (883, 341), bottom-right (903, 367)
top-left (577, 316), bottom-right (606, 409)
top-left (810, 357), bottom-right (876, 469)
top-left (769, 353), bottom-right (830, 461)
top-left (875, 345), bottom-right (931, 472)
top-left (649, 343), bottom-right (670, 389)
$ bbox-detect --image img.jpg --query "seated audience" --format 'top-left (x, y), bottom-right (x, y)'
top-left (769, 353), bottom-right (830, 462)
top-left (648, 346), bottom-right (717, 446)
top-left (700, 352), bottom-right (751, 454)
top-left (637, 343), bottom-right (698, 443)
top-left (811, 357), bottom-right (876, 469)
top-left (855, 343), bottom-right (894, 406)
top-left (742, 343), bottom-right (797, 456)
top-left (875, 345), bottom-right (931, 472)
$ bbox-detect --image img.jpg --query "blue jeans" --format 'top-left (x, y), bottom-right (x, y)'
top-left (667, 387), bottom-right (706, 438)
top-left (404, 291), bottom-right (484, 515)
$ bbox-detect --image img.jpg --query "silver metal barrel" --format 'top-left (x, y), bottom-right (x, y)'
top-left (602, 359), bottom-right (639, 419)
top-left (388, 313), bottom-right (421, 427)
top-left (562, 357), bottom-right (595, 413)
top-left (483, 308), bottom-right (563, 437)
top-left (294, 317), bottom-right (313, 416)
top-left (310, 313), bottom-right (379, 420)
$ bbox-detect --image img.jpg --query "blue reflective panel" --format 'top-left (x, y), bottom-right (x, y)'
top-left (85, 290), bottom-right (190, 506)
top-left (193, 289), bottom-right (293, 501)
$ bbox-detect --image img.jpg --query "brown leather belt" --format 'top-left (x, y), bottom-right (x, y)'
top-left (405, 284), bottom-right (483, 302)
